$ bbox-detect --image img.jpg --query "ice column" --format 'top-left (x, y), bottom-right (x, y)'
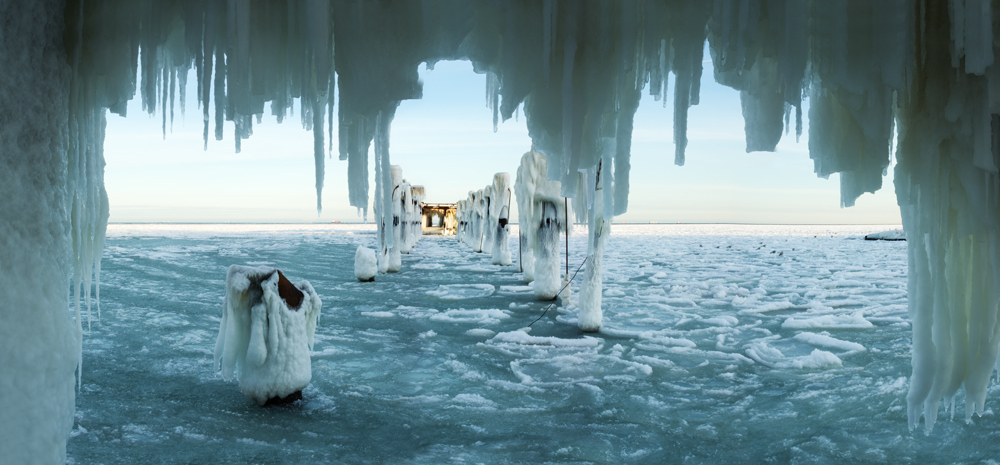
top-left (472, 189), bottom-right (486, 253)
top-left (463, 192), bottom-right (476, 250)
top-left (409, 185), bottom-right (425, 247)
top-left (214, 266), bottom-right (322, 405)
top-left (387, 165), bottom-right (404, 272)
top-left (0, 2), bottom-right (82, 462)
top-left (399, 181), bottom-right (412, 254)
top-left (455, 199), bottom-right (466, 243)
top-left (514, 150), bottom-right (544, 282)
top-left (513, 150), bottom-right (567, 299)
top-left (578, 159), bottom-right (612, 332)
top-left (482, 185), bottom-right (495, 254)
top-left (533, 201), bottom-right (562, 300)
top-left (491, 173), bottom-right (513, 265)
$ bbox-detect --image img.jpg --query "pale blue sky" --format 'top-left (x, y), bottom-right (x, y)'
top-left (104, 58), bottom-right (901, 224)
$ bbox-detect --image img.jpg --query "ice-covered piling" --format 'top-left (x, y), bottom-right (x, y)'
top-left (471, 189), bottom-right (486, 253)
top-left (214, 266), bottom-right (322, 406)
top-left (482, 185), bottom-right (495, 254)
top-left (456, 173), bottom-right (514, 265)
top-left (399, 181), bottom-right (413, 254)
top-left (514, 152), bottom-right (539, 282)
top-left (513, 150), bottom-right (569, 300)
top-left (491, 173), bottom-right (513, 266)
top-left (578, 162), bottom-right (610, 332)
top-left (387, 165), bottom-right (404, 273)
top-left (409, 185), bottom-right (425, 246)
top-left (534, 201), bottom-right (562, 300)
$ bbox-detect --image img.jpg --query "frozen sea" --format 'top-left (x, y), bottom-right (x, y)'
top-left (67, 224), bottom-right (1000, 464)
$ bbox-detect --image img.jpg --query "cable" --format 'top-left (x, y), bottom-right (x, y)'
top-left (528, 256), bottom-right (588, 327)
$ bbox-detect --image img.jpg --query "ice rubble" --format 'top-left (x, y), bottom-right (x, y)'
top-left (5, 0), bottom-right (1000, 459)
top-left (214, 266), bottom-right (322, 405)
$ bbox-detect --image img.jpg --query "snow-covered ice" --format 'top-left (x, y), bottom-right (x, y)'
top-left (65, 223), bottom-right (1000, 463)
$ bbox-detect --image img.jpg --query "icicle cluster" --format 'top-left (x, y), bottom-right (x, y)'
top-left (894, 1), bottom-right (1000, 433)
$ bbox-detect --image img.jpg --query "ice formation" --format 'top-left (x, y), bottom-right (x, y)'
top-left (491, 173), bottom-right (513, 265)
top-left (214, 266), bottom-right (322, 406)
top-left (410, 186), bottom-right (426, 243)
top-left (471, 190), bottom-right (485, 253)
top-left (512, 150), bottom-right (569, 301)
top-left (354, 246), bottom-right (377, 282)
top-left (455, 173), bottom-right (514, 265)
top-left (386, 165), bottom-right (404, 273)
top-left (398, 181), bottom-right (412, 254)
top-left (8, 0), bottom-right (1000, 458)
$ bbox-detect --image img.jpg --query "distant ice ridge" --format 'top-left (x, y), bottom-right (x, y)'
top-left (214, 266), bottom-right (322, 406)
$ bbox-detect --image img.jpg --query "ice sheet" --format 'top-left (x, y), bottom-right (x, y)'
top-left (67, 224), bottom-right (987, 464)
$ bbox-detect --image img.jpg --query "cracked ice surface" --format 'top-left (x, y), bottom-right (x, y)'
top-left (68, 224), bottom-right (997, 463)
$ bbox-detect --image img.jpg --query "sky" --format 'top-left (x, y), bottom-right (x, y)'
top-left (104, 56), bottom-right (902, 225)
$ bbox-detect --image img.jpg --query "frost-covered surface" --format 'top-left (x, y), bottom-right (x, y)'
top-left (66, 223), bottom-right (998, 463)
top-left (215, 266), bottom-right (322, 405)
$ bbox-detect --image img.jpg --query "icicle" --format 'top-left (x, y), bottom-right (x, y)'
top-left (313, 97), bottom-right (325, 214)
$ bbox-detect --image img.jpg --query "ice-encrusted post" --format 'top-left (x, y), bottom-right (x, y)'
top-left (482, 185), bottom-right (494, 253)
top-left (578, 164), bottom-right (609, 332)
top-left (471, 189), bottom-right (486, 252)
top-left (514, 152), bottom-right (537, 282)
top-left (410, 185), bottom-right (425, 247)
top-left (534, 201), bottom-right (562, 300)
top-left (387, 165), bottom-right (404, 272)
top-left (491, 173), bottom-right (512, 265)
top-left (455, 199), bottom-right (465, 243)
top-left (214, 266), bottom-right (322, 405)
top-left (399, 181), bottom-right (412, 254)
